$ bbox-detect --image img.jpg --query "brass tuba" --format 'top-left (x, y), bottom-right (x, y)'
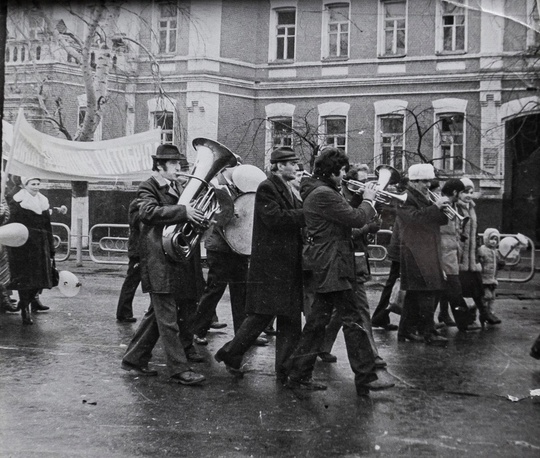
top-left (162, 138), bottom-right (238, 261)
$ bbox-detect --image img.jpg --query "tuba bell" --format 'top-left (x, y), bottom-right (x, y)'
top-left (162, 138), bottom-right (238, 261)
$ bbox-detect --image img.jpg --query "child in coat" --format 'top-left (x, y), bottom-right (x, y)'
top-left (477, 228), bottom-right (504, 327)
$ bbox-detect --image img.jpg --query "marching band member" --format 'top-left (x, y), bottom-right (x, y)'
top-left (121, 144), bottom-right (206, 385)
top-left (285, 148), bottom-right (395, 395)
top-left (214, 146), bottom-right (305, 383)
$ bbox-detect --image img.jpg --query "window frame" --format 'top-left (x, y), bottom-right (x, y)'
top-left (434, 112), bottom-right (466, 172)
top-left (321, 116), bottom-right (348, 153)
top-left (378, 0), bottom-right (408, 57)
top-left (436, 0), bottom-right (467, 54)
top-left (269, 116), bottom-right (294, 150)
top-left (152, 110), bottom-right (175, 144)
top-left (158, 2), bottom-right (178, 55)
top-left (527, 0), bottom-right (540, 50)
top-left (322, 2), bottom-right (350, 60)
top-left (268, 4), bottom-right (297, 62)
top-left (378, 114), bottom-right (405, 170)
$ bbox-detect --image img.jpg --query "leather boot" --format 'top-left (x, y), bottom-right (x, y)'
top-left (20, 301), bottom-right (33, 325)
top-left (31, 294), bottom-right (50, 312)
top-left (0, 288), bottom-right (19, 313)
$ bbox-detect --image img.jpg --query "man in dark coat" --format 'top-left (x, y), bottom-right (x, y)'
top-left (121, 144), bottom-right (206, 385)
top-left (215, 146), bottom-right (305, 383)
top-left (285, 148), bottom-right (394, 395)
top-left (397, 163), bottom-right (449, 345)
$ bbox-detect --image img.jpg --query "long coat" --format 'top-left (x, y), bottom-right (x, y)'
top-left (7, 193), bottom-right (55, 291)
top-left (244, 174), bottom-right (305, 318)
top-left (301, 177), bottom-right (376, 293)
top-left (138, 172), bottom-right (203, 299)
top-left (456, 200), bottom-right (481, 272)
top-left (440, 209), bottom-right (462, 276)
top-left (397, 186), bottom-right (447, 291)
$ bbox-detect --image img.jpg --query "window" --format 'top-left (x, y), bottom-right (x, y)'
top-left (437, 113), bottom-right (464, 171)
top-left (27, 14), bottom-right (45, 40)
top-left (322, 116), bottom-right (347, 152)
top-left (153, 111), bottom-right (174, 144)
top-left (325, 3), bottom-right (349, 58)
top-left (439, 0), bottom-right (466, 52)
top-left (380, 1), bottom-right (406, 56)
top-left (270, 117), bottom-right (294, 149)
top-left (379, 115), bottom-right (404, 170)
top-left (276, 9), bottom-right (296, 60)
top-left (528, 0), bottom-right (540, 49)
top-left (158, 3), bottom-right (178, 54)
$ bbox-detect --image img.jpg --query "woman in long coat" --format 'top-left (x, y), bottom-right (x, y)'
top-left (8, 177), bottom-right (55, 325)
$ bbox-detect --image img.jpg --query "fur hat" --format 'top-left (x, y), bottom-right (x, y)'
top-left (270, 147), bottom-right (299, 164)
top-left (460, 177), bottom-right (474, 190)
top-left (483, 227), bottom-right (500, 245)
top-left (408, 163), bottom-right (435, 181)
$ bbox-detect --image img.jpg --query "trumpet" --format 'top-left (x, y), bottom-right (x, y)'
top-left (428, 190), bottom-right (469, 225)
top-left (342, 165), bottom-right (407, 206)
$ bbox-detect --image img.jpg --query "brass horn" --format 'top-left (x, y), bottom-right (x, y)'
top-left (428, 190), bottom-right (469, 225)
top-left (342, 164), bottom-right (407, 205)
top-left (162, 138), bottom-right (238, 261)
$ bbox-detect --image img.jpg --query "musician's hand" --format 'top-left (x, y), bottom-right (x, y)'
top-left (434, 195), bottom-right (450, 210)
top-left (362, 181), bottom-right (377, 202)
top-left (367, 221), bottom-right (381, 234)
top-left (185, 205), bottom-right (205, 225)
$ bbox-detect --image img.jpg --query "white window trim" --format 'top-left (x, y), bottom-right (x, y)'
top-left (527, 0), bottom-right (540, 49)
top-left (374, 99), bottom-right (408, 168)
top-left (264, 103), bottom-right (296, 168)
top-left (148, 97), bottom-right (177, 144)
top-left (321, 1), bottom-right (351, 60)
top-left (435, 0), bottom-right (468, 54)
top-left (378, 0), bottom-right (408, 57)
top-left (268, 1), bottom-right (298, 62)
top-left (77, 94), bottom-right (102, 141)
top-left (432, 99), bottom-right (468, 172)
top-left (318, 101), bottom-right (350, 153)
top-left (156, 1), bottom-right (179, 55)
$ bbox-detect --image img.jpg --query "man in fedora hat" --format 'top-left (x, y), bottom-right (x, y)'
top-left (215, 146), bottom-right (305, 383)
top-left (121, 144), bottom-right (207, 385)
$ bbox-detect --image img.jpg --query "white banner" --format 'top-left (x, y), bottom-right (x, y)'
top-left (2, 112), bottom-right (162, 182)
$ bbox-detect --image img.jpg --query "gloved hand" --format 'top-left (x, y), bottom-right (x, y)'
top-left (366, 221), bottom-right (381, 234)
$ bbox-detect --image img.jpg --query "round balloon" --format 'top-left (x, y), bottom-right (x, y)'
top-left (498, 237), bottom-right (520, 260)
top-left (58, 271), bottom-right (82, 297)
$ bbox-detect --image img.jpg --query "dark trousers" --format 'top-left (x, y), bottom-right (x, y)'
top-left (18, 288), bottom-right (40, 304)
top-left (218, 312), bottom-right (302, 378)
top-left (123, 292), bottom-right (190, 376)
top-left (440, 275), bottom-right (471, 330)
top-left (193, 250), bottom-right (248, 337)
top-left (399, 290), bottom-right (439, 337)
top-left (116, 256), bottom-right (141, 320)
top-left (288, 288), bottom-right (377, 388)
top-left (371, 261), bottom-right (400, 326)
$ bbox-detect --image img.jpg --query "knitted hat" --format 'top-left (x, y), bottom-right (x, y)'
top-left (408, 163), bottom-right (435, 181)
top-left (483, 227), bottom-right (500, 245)
top-left (20, 177), bottom-right (41, 186)
top-left (460, 177), bottom-right (474, 190)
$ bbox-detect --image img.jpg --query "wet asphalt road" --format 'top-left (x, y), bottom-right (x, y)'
top-left (0, 260), bottom-right (539, 457)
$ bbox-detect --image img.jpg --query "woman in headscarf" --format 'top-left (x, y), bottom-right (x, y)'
top-left (8, 177), bottom-right (55, 325)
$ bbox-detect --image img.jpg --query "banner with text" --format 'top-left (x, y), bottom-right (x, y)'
top-left (3, 113), bottom-right (162, 182)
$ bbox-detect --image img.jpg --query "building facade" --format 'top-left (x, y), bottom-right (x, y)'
top-left (3, 0), bottom-right (540, 243)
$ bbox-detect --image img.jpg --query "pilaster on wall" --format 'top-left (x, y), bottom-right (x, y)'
top-left (479, 79), bottom-right (504, 195)
top-left (125, 83), bottom-right (136, 136)
top-left (188, 0), bottom-right (222, 72)
top-left (479, 0), bottom-right (504, 70)
top-left (185, 82), bottom-right (220, 163)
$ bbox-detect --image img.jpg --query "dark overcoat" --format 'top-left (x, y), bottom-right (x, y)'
top-left (301, 177), bottom-right (376, 293)
top-left (138, 172), bottom-right (203, 299)
top-left (244, 174), bottom-right (305, 318)
top-left (397, 186), bottom-right (447, 291)
top-left (7, 195), bottom-right (55, 291)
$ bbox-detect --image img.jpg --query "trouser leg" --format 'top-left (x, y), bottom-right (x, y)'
top-left (321, 307), bottom-right (341, 354)
top-left (177, 297), bottom-right (198, 348)
top-left (275, 313), bottom-right (302, 378)
top-left (288, 292), bottom-right (334, 382)
top-left (217, 314), bottom-right (273, 369)
top-left (150, 293), bottom-right (190, 376)
top-left (416, 291), bottom-right (439, 338)
top-left (228, 255), bottom-right (248, 333)
top-left (443, 275), bottom-right (469, 330)
top-left (355, 284), bottom-right (379, 357)
top-left (116, 256), bottom-right (141, 319)
top-left (122, 302), bottom-right (159, 367)
top-left (399, 291), bottom-right (419, 335)
top-left (372, 261), bottom-right (400, 325)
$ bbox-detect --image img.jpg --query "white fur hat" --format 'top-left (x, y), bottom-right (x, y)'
top-left (408, 163), bottom-right (435, 181)
top-left (483, 227), bottom-right (500, 245)
top-left (21, 177), bottom-right (41, 186)
top-left (460, 177), bottom-right (474, 189)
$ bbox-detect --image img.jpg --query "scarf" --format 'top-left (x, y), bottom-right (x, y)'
top-left (13, 189), bottom-right (50, 215)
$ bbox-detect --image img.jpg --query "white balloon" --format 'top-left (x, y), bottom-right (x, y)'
top-left (498, 237), bottom-right (519, 259)
top-left (58, 270), bottom-right (81, 297)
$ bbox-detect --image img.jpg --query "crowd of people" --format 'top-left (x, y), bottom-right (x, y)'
top-left (0, 142), bottom-right (524, 396)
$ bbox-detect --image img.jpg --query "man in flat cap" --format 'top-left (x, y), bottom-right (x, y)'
top-left (121, 144), bottom-right (207, 385)
top-left (215, 146), bottom-right (305, 383)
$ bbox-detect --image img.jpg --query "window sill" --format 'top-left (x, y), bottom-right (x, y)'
top-left (377, 54), bottom-right (406, 59)
top-left (435, 50), bottom-right (467, 57)
top-left (268, 59), bottom-right (296, 65)
top-left (321, 56), bottom-right (349, 63)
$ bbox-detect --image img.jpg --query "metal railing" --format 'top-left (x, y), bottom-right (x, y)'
top-left (51, 222), bottom-right (71, 262)
top-left (88, 224), bottom-right (129, 265)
